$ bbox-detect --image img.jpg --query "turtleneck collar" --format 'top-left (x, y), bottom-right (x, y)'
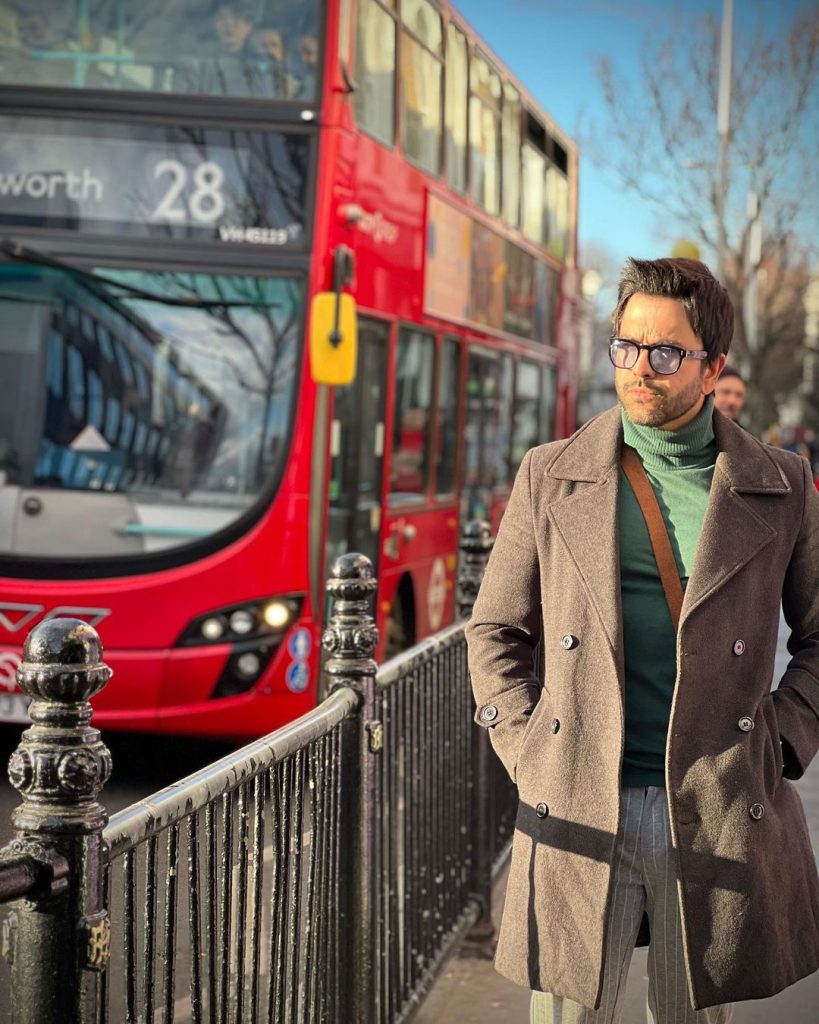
top-left (621, 396), bottom-right (716, 469)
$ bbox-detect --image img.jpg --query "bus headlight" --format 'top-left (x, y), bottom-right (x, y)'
top-left (201, 616), bottom-right (227, 641)
top-left (176, 595), bottom-right (304, 647)
top-left (263, 601), bottom-right (292, 630)
top-left (229, 609), bottom-right (256, 635)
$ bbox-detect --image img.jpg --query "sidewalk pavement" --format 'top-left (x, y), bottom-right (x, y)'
top-left (418, 614), bottom-right (819, 1023)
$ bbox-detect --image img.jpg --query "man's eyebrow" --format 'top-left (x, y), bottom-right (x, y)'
top-left (616, 336), bottom-right (682, 346)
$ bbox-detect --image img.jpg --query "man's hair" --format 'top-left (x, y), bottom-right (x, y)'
top-left (718, 365), bottom-right (744, 383)
top-left (611, 257), bottom-right (734, 361)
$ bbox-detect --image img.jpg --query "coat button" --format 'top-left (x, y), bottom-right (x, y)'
top-left (749, 803), bottom-right (765, 820)
top-left (733, 639), bottom-right (746, 656)
top-left (738, 716), bottom-right (754, 732)
top-left (560, 634), bottom-right (578, 650)
top-left (480, 704), bottom-right (498, 723)
top-left (536, 802), bottom-right (549, 818)
top-left (550, 718), bottom-right (560, 734)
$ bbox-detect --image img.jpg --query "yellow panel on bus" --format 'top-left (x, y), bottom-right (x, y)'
top-left (309, 292), bottom-right (358, 386)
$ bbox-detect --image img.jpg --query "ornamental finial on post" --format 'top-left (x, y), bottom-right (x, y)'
top-left (321, 553), bottom-right (379, 695)
top-left (8, 617), bottom-right (113, 835)
top-left (457, 520), bottom-right (493, 620)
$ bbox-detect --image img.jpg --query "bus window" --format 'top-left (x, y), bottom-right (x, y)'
top-left (0, 0), bottom-right (321, 100)
top-left (542, 362), bottom-right (557, 443)
top-left (0, 263), bottom-right (302, 558)
top-left (511, 360), bottom-right (541, 472)
top-left (434, 337), bottom-right (460, 497)
top-left (390, 328), bottom-right (434, 505)
top-left (522, 144), bottom-right (546, 244)
top-left (495, 354), bottom-right (514, 488)
top-left (546, 163), bottom-right (571, 261)
top-left (463, 350), bottom-right (512, 520)
top-left (401, 0), bottom-right (442, 174)
top-left (355, 0), bottom-right (397, 146)
top-left (445, 22), bottom-right (468, 194)
top-left (469, 53), bottom-right (501, 216)
top-left (502, 83), bottom-right (521, 228)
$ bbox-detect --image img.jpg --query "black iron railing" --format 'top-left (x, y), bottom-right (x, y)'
top-left (0, 522), bottom-right (518, 1024)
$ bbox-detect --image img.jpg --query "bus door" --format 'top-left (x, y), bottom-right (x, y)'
top-left (463, 348), bottom-right (513, 529)
top-left (326, 316), bottom-right (389, 572)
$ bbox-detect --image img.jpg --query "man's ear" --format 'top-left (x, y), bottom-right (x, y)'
top-left (703, 353), bottom-right (727, 395)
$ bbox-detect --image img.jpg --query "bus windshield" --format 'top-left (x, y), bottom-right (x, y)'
top-left (0, 0), bottom-right (320, 101)
top-left (0, 263), bottom-right (302, 560)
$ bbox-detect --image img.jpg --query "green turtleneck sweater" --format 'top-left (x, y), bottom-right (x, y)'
top-left (619, 398), bottom-right (717, 788)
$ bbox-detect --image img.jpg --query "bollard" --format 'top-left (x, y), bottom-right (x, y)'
top-left (457, 521), bottom-right (499, 956)
top-left (321, 553), bottom-right (380, 1023)
top-left (456, 520), bottom-right (493, 621)
top-left (0, 618), bottom-right (112, 1024)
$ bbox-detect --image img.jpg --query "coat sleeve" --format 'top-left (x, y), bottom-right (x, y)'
top-left (465, 448), bottom-right (543, 782)
top-left (773, 455), bottom-right (819, 780)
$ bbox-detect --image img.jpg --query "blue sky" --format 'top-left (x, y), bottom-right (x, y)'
top-left (454, 0), bottom-right (806, 279)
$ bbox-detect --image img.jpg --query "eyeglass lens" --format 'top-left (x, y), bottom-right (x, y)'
top-left (610, 341), bottom-right (681, 374)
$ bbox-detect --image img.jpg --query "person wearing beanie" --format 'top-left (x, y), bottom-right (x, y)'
top-left (467, 257), bottom-right (819, 1022)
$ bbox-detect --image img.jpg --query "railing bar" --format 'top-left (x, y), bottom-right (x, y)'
top-left (314, 733), bottom-right (331, 1021)
top-left (248, 772), bottom-right (265, 1024)
top-left (393, 687), bottom-right (402, 1019)
top-left (329, 726), bottom-right (342, 1021)
top-left (104, 689), bottom-right (359, 858)
top-left (143, 835), bottom-right (158, 1023)
top-left (264, 765), bottom-right (279, 1023)
top-left (123, 848), bottom-right (137, 1024)
top-left (162, 822), bottom-right (180, 1024)
top-left (218, 791), bottom-right (235, 1024)
top-left (405, 680), bottom-right (416, 1004)
top-left (271, 758), bottom-right (291, 1022)
top-left (380, 690), bottom-right (391, 1021)
top-left (98, 859), bottom-right (111, 1024)
top-left (436, 652), bottom-right (447, 938)
top-left (205, 801), bottom-right (218, 1024)
top-left (284, 748), bottom-right (305, 1024)
top-left (187, 814), bottom-right (203, 1024)
top-left (234, 781), bottom-right (250, 1024)
top-left (301, 740), bottom-right (321, 1022)
top-left (421, 659), bottom-right (433, 974)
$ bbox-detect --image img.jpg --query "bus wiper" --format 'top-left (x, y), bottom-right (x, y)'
top-left (0, 239), bottom-right (279, 310)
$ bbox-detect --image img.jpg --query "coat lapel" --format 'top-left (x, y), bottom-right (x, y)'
top-left (546, 408), bottom-right (623, 657)
top-left (681, 413), bottom-right (791, 623)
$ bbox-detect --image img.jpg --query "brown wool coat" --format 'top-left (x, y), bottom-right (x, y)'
top-left (466, 406), bottom-right (819, 1011)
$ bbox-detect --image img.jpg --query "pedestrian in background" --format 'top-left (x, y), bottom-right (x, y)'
top-left (467, 257), bottom-right (819, 1023)
top-left (713, 365), bottom-right (745, 422)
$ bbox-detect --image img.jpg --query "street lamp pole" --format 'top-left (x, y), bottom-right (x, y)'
top-left (716, 0), bottom-right (733, 284)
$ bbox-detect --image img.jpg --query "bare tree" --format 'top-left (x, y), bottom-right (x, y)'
top-left (586, 3), bottom-right (819, 433)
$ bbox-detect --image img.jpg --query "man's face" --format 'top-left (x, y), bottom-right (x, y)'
top-left (215, 6), bottom-right (253, 52)
top-left (714, 375), bottom-right (745, 420)
top-left (614, 293), bottom-right (725, 430)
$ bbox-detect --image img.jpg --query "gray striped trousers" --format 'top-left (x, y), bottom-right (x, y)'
top-left (530, 786), bottom-right (733, 1024)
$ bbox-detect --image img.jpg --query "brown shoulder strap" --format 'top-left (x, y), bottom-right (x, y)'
top-left (621, 445), bottom-right (684, 631)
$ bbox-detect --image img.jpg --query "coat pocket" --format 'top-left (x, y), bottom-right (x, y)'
top-left (756, 693), bottom-right (783, 793)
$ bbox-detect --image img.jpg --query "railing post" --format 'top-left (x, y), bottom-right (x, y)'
top-left (0, 618), bottom-right (112, 1024)
top-left (321, 553), bottom-right (380, 1023)
top-left (457, 521), bottom-right (498, 957)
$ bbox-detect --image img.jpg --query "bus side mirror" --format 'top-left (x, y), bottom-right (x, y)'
top-left (309, 292), bottom-right (358, 385)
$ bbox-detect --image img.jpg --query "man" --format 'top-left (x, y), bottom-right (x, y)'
top-left (466, 257), bottom-right (819, 1023)
top-left (714, 365), bottom-right (746, 421)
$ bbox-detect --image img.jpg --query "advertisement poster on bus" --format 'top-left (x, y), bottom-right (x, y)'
top-left (424, 194), bottom-right (471, 323)
top-left (469, 221), bottom-right (505, 331)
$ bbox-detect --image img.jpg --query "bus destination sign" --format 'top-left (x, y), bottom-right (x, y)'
top-left (0, 116), bottom-right (310, 246)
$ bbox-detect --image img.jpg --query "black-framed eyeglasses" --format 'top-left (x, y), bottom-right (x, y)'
top-left (609, 338), bottom-right (709, 376)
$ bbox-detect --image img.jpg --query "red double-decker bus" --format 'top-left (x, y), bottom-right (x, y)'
top-left (0, 0), bottom-right (579, 738)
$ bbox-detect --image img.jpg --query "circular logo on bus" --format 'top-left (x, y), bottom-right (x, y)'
top-left (427, 558), bottom-right (447, 632)
top-left (0, 651), bottom-right (22, 692)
